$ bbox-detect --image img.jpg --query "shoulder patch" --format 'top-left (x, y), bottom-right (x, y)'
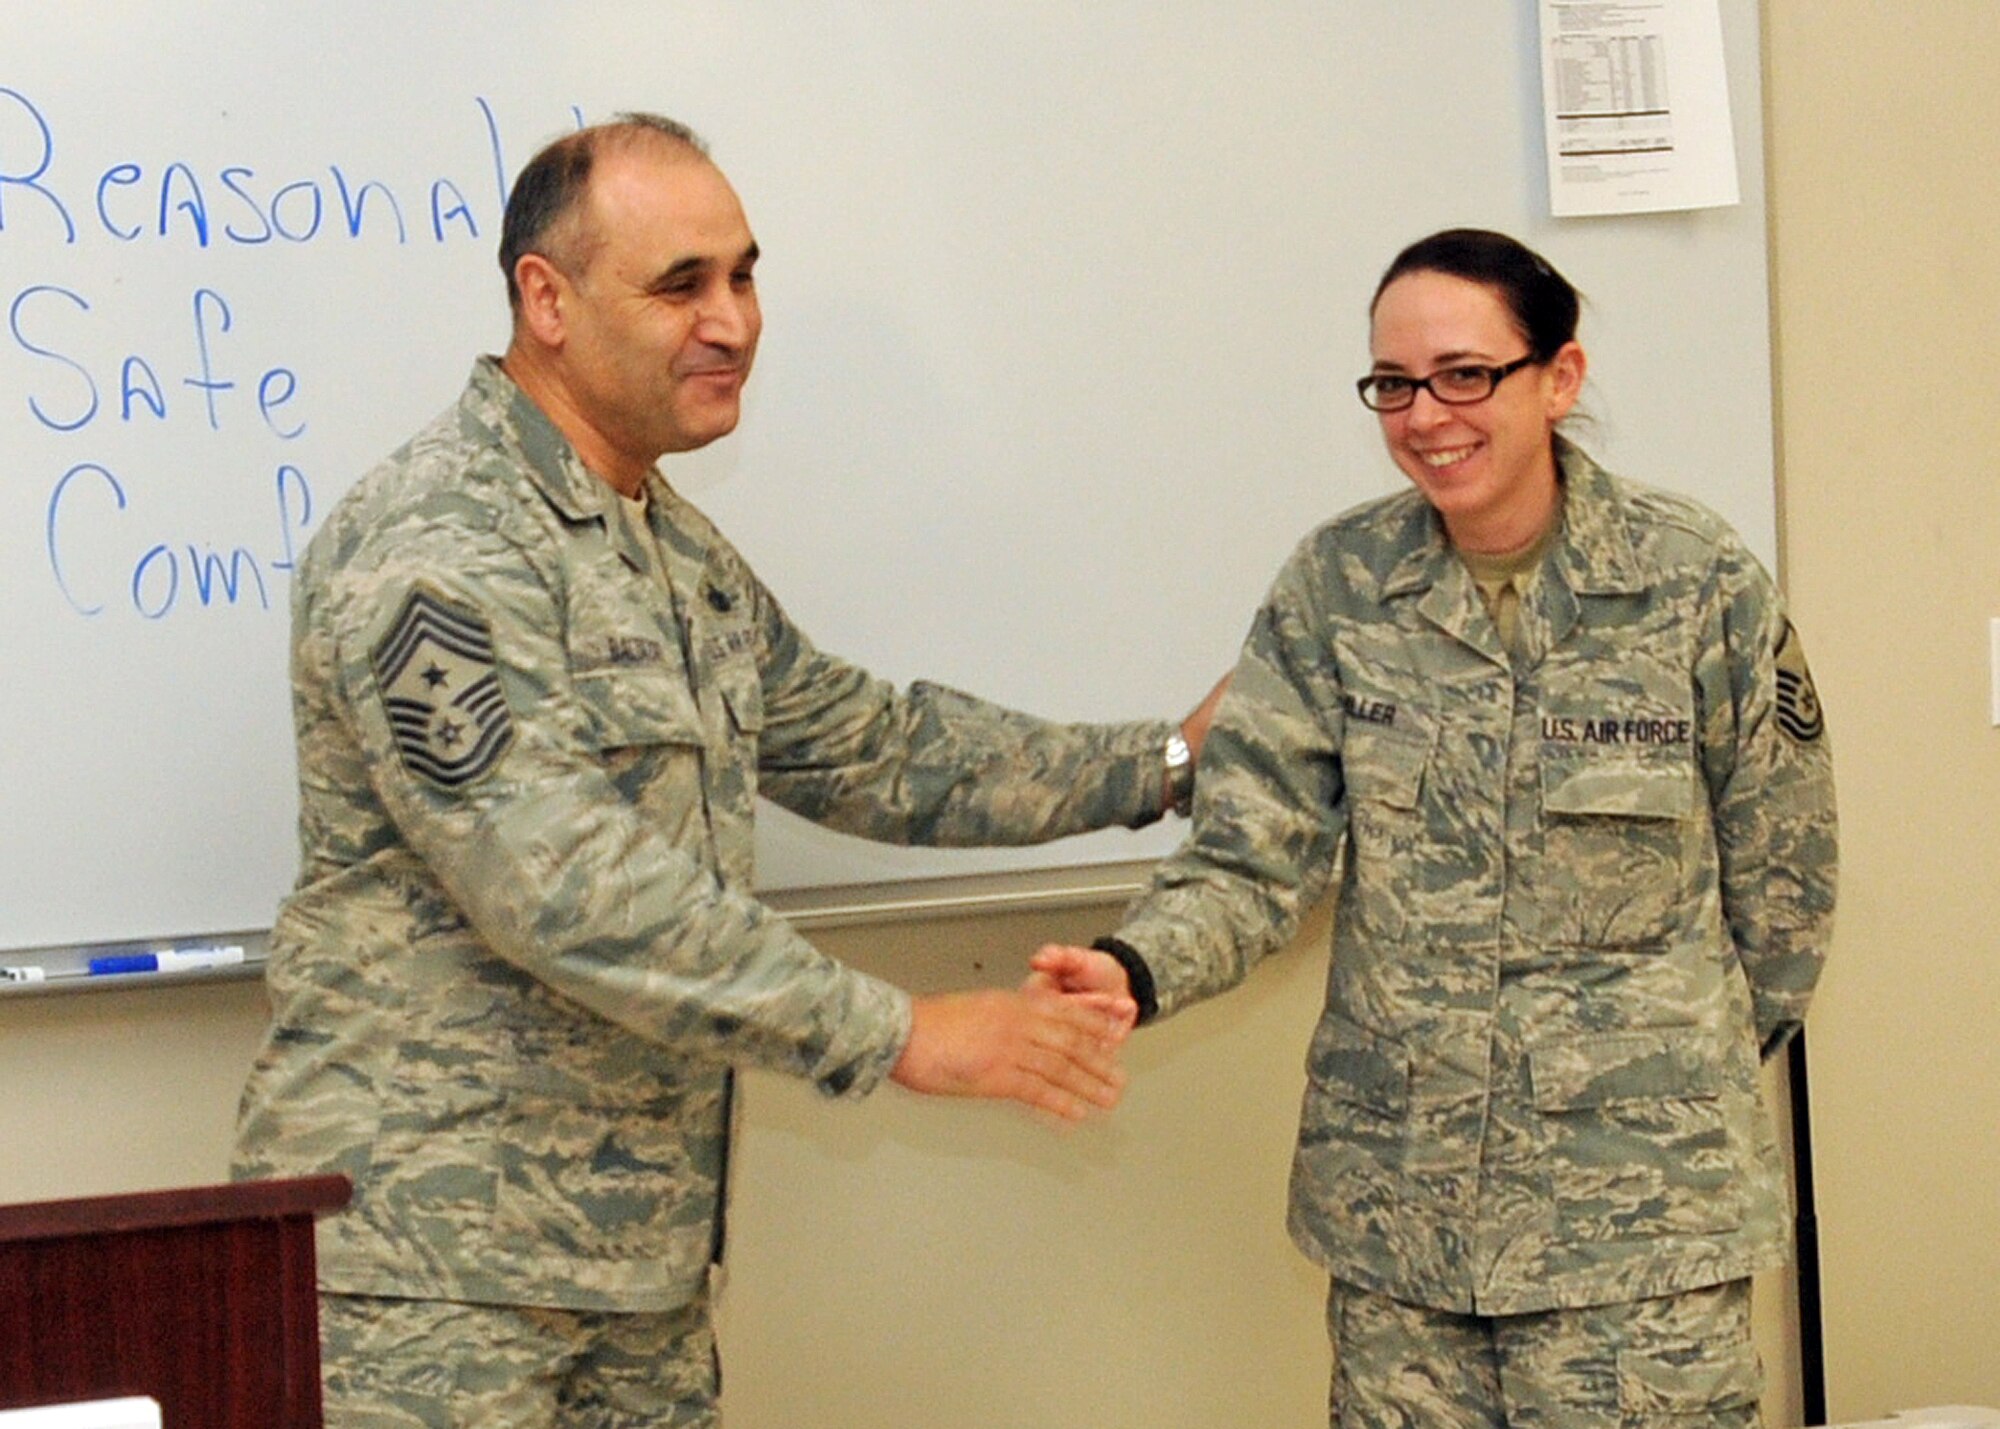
top-left (1773, 620), bottom-right (1825, 744)
top-left (372, 586), bottom-right (516, 787)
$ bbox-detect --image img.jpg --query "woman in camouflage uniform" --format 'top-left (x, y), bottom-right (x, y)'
top-left (1038, 230), bottom-right (1836, 1427)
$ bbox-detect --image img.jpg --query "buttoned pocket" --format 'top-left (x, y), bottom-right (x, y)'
top-left (1297, 1012), bottom-right (1411, 1214)
top-left (1529, 1028), bottom-right (1720, 1108)
top-left (1617, 1336), bottom-right (1762, 1416)
top-left (1341, 707), bottom-right (1437, 938)
top-left (715, 660), bottom-right (764, 738)
top-left (574, 667), bottom-right (703, 752)
top-left (1541, 748), bottom-right (1692, 821)
top-left (488, 1028), bottom-right (725, 1271)
top-left (1539, 744), bottom-right (1695, 947)
top-left (495, 1083), bottom-right (720, 1267)
top-left (1307, 1012), bottom-right (1412, 1119)
top-left (1530, 1028), bottom-right (1741, 1240)
top-left (1343, 710), bottom-right (1433, 811)
top-left (572, 668), bottom-right (706, 819)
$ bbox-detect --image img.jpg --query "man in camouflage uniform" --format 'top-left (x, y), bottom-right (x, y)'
top-left (233, 114), bottom-right (1204, 1428)
top-left (1040, 436), bottom-right (1836, 1425)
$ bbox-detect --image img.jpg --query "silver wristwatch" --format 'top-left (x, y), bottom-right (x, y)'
top-left (1163, 731), bottom-right (1195, 818)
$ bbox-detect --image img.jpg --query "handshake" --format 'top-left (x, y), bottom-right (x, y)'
top-left (883, 675), bottom-right (1226, 1119)
top-left (887, 943), bottom-right (1141, 1122)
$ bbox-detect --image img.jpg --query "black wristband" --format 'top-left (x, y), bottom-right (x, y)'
top-left (1090, 935), bottom-right (1159, 1027)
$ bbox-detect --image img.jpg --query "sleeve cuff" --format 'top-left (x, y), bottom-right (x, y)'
top-left (813, 979), bottom-right (914, 1097)
top-left (1117, 719), bottom-right (1177, 831)
top-left (1091, 935), bottom-right (1160, 1026)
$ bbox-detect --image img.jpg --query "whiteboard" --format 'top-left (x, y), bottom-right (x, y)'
top-left (0, 0), bottom-right (1773, 953)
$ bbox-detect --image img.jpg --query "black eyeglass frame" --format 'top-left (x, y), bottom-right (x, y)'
top-left (1354, 354), bottom-right (1539, 412)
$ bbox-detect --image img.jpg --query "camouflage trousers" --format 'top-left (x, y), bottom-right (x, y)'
top-left (319, 1288), bottom-right (719, 1429)
top-left (1327, 1278), bottom-right (1761, 1428)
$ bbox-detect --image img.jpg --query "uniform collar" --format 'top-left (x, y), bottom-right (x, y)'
top-left (1546, 437), bottom-right (1646, 597)
top-left (458, 356), bottom-right (708, 576)
top-left (1371, 502), bottom-right (1499, 663)
top-left (458, 355), bottom-right (640, 528)
top-left (1379, 499), bottom-right (1456, 601)
top-left (1377, 437), bottom-right (1645, 602)
top-left (1374, 438), bottom-right (1648, 668)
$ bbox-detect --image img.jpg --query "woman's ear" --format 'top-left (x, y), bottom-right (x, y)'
top-left (1546, 339), bottom-right (1587, 422)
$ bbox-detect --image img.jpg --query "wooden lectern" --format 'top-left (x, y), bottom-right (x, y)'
top-left (0, 1176), bottom-right (350, 1428)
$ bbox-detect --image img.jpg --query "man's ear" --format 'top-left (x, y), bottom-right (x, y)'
top-left (512, 253), bottom-right (568, 349)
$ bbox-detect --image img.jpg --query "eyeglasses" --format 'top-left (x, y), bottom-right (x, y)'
top-left (1354, 355), bottom-right (1539, 412)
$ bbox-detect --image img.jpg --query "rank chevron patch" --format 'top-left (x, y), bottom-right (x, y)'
top-left (372, 586), bottom-right (515, 787)
top-left (1773, 619), bottom-right (1825, 744)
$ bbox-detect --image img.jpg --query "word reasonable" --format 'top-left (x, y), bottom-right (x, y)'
top-left (1, 87), bottom-right (527, 250)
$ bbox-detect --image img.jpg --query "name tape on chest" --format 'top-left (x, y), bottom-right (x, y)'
top-left (605, 634), bottom-right (666, 667)
top-left (1340, 692), bottom-right (1399, 727)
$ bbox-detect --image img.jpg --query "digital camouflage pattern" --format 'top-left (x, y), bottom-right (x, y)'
top-left (1328, 1277), bottom-right (1761, 1427)
top-left (1116, 440), bottom-right (1836, 1316)
top-left (234, 357), bottom-right (1171, 1313)
top-left (320, 1290), bottom-right (720, 1428)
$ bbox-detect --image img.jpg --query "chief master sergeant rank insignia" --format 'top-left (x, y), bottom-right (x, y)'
top-left (372, 586), bottom-right (516, 788)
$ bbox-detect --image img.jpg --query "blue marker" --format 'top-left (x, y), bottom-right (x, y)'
top-left (87, 945), bottom-right (247, 976)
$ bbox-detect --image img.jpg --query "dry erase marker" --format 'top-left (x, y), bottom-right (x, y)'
top-left (0, 966), bottom-right (48, 985)
top-left (87, 945), bottom-right (247, 976)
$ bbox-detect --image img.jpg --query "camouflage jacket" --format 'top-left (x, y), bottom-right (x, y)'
top-left (234, 357), bottom-right (1171, 1312)
top-left (1116, 440), bottom-right (1836, 1315)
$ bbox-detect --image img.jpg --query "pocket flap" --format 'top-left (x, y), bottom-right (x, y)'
top-left (1342, 707), bottom-right (1435, 811)
top-left (1542, 753), bottom-right (1692, 820)
top-left (575, 667), bottom-right (702, 749)
top-left (717, 663), bottom-right (765, 735)
top-left (1306, 1014), bottom-right (1411, 1116)
top-left (1617, 1337), bottom-right (1762, 1413)
top-left (1529, 1028), bottom-right (1720, 1111)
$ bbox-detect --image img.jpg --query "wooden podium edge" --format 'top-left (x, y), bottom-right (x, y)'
top-left (0, 1175), bottom-right (351, 1244)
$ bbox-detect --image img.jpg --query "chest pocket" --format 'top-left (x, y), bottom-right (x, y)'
top-left (573, 665), bottom-right (702, 754)
top-left (572, 663), bottom-right (709, 851)
top-left (707, 634), bottom-right (765, 742)
top-left (1541, 748), bottom-right (1691, 821)
top-left (687, 571), bottom-right (765, 741)
top-left (1340, 704), bottom-right (1437, 940)
top-left (1537, 702), bottom-right (1698, 948)
top-left (563, 523), bottom-right (702, 756)
top-left (1344, 716), bottom-right (1432, 810)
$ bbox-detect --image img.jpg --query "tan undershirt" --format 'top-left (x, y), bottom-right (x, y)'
top-left (617, 486), bottom-right (665, 581)
top-left (617, 484), bottom-right (679, 610)
top-left (1457, 514), bottom-right (1559, 658)
top-left (618, 485), bottom-right (650, 533)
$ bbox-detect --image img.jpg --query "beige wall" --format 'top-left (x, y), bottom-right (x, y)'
top-left (0, 904), bottom-right (1799, 1426)
top-left (3, 3), bottom-right (1996, 1423)
top-left (1762, 0), bottom-right (2000, 1418)
top-left (0, 908), bottom-right (1339, 1426)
